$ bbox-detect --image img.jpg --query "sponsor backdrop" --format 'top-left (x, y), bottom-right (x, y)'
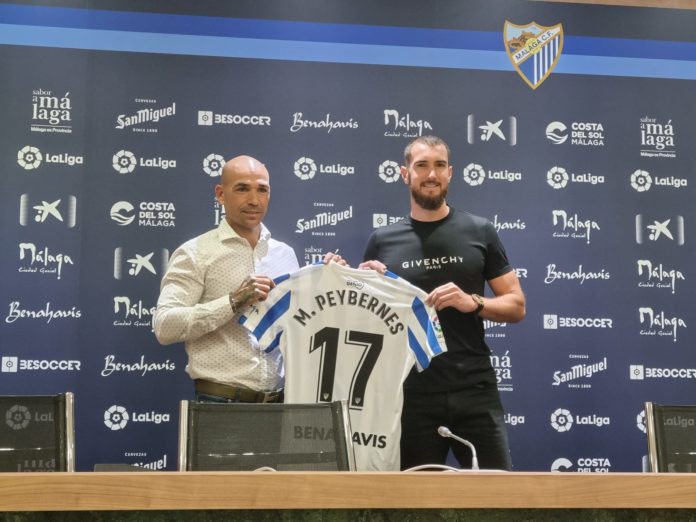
top-left (1, 0), bottom-right (695, 472)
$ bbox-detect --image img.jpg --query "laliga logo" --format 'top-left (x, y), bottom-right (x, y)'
top-left (378, 160), bottom-right (400, 183)
top-left (203, 154), bottom-right (225, 177)
top-left (631, 170), bottom-right (652, 192)
top-left (112, 150), bottom-right (137, 174)
top-left (547, 166), bottom-right (569, 189)
top-left (294, 157), bottom-right (317, 180)
top-left (104, 405), bottom-right (129, 431)
top-left (550, 408), bottom-right (573, 432)
top-left (5, 405), bottom-right (31, 430)
top-left (17, 146), bottom-right (43, 170)
top-left (636, 410), bottom-right (647, 433)
top-left (462, 163), bottom-right (485, 186)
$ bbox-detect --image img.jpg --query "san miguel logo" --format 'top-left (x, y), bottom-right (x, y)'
top-left (504, 21), bottom-right (563, 89)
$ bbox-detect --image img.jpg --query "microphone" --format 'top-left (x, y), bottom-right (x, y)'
top-left (437, 426), bottom-right (479, 470)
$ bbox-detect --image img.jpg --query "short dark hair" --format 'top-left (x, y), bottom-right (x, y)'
top-left (403, 135), bottom-right (451, 165)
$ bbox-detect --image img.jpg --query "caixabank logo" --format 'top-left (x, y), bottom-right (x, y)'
top-left (19, 194), bottom-right (77, 228)
top-left (103, 405), bottom-right (170, 431)
top-left (635, 214), bottom-right (685, 246)
top-left (113, 248), bottom-right (169, 280)
top-left (467, 115), bottom-right (517, 146)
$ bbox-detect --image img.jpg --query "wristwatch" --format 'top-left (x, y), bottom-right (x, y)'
top-left (471, 293), bottom-right (485, 314)
top-left (229, 293), bottom-right (241, 314)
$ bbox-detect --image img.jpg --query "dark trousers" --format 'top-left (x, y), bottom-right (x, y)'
top-left (400, 382), bottom-right (512, 471)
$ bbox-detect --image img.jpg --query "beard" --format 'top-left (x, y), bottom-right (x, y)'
top-left (411, 183), bottom-right (448, 210)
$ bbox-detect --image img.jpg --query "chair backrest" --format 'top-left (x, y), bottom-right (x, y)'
top-left (178, 400), bottom-right (355, 471)
top-left (645, 401), bottom-right (696, 472)
top-left (0, 393), bottom-right (75, 472)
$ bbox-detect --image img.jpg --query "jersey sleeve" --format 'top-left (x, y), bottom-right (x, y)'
top-left (238, 283), bottom-right (292, 354)
top-left (406, 295), bottom-right (447, 371)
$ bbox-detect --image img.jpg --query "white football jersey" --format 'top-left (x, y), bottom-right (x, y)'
top-left (240, 262), bottom-right (447, 471)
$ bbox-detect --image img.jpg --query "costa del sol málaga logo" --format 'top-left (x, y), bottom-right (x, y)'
top-left (104, 405), bottom-right (129, 430)
top-left (112, 150), bottom-right (137, 174)
top-left (17, 146), bottom-right (43, 170)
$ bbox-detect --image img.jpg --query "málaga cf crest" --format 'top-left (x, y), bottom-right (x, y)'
top-left (504, 21), bottom-right (563, 89)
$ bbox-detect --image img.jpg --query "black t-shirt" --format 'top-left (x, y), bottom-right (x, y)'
top-left (363, 208), bottom-right (512, 391)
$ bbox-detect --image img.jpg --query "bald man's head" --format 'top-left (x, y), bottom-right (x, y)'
top-left (215, 155), bottom-right (271, 243)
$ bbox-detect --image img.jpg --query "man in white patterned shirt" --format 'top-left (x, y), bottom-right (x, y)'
top-left (154, 155), bottom-right (300, 402)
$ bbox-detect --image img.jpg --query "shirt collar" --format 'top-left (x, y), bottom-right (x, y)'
top-left (217, 218), bottom-right (271, 244)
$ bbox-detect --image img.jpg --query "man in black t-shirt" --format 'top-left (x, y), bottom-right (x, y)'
top-left (361, 135), bottom-right (525, 471)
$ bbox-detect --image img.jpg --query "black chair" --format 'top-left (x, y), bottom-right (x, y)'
top-left (0, 393), bottom-right (75, 472)
top-left (178, 400), bottom-right (355, 471)
top-left (645, 401), bottom-right (696, 472)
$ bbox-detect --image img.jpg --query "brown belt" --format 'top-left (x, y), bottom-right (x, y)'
top-left (195, 379), bottom-right (282, 403)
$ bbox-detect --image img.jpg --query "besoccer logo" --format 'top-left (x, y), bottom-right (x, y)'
top-left (203, 153), bottom-right (225, 177)
top-left (2, 356), bottom-right (18, 373)
top-left (551, 408), bottom-right (573, 432)
top-left (294, 157), bottom-right (317, 180)
top-left (378, 160), bottom-right (400, 183)
top-left (630, 169), bottom-right (652, 192)
top-left (198, 110), bottom-right (213, 126)
top-left (112, 150), bottom-right (137, 174)
top-left (17, 146), bottom-right (43, 170)
top-left (547, 166), bottom-right (569, 189)
top-left (6, 405), bottom-right (31, 430)
top-left (462, 163), bottom-right (485, 186)
top-left (104, 405), bottom-right (129, 431)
